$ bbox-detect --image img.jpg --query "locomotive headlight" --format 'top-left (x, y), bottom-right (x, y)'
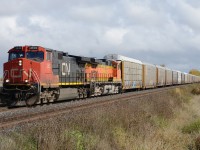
top-left (24, 79), bottom-right (29, 83)
top-left (19, 60), bottom-right (22, 66)
top-left (5, 79), bottom-right (9, 83)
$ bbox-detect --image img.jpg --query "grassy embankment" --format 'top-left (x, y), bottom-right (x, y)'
top-left (1, 84), bottom-right (200, 150)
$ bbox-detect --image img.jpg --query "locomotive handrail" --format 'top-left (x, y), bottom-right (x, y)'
top-left (3, 70), bottom-right (9, 80)
top-left (31, 69), bottom-right (41, 93)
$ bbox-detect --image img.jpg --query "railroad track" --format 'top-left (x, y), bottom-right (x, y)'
top-left (0, 85), bottom-right (189, 130)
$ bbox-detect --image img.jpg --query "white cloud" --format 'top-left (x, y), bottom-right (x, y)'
top-left (0, 0), bottom-right (200, 76)
top-left (104, 28), bottom-right (128, 45)
top-left (29, 16), bottom-right (51, 29)
top-left (0, 17), bottom-right (26, 38)
top-left (170, 0), bottom-right (200, 30)
top-left (124, 1), bottom-right (164, 27)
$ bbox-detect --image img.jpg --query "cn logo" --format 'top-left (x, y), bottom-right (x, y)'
top-left (10, 69), bottom-right (30, 78)
top-left (11, 69), bottom-right (21, 78)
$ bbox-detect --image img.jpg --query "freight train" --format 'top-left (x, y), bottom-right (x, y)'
top-left (1, 46), bottom-right (200, 107)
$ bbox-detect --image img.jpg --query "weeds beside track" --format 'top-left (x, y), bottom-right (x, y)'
top-left (0, 85), bottom-right (184, 130)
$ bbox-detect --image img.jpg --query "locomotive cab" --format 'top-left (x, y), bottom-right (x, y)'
top-left (4, 46), bottom-right (44, 84)
top-left (3, 46), bottom-right (59, 107)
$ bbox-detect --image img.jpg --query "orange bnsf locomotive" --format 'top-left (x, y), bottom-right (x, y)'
top-left (2, 46), bottom-right (122, 107)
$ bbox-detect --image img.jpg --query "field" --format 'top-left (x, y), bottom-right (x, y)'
top-left (1, 84), bottom-right (200, 150)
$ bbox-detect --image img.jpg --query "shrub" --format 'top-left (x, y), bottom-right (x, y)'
top-left (182, 120), bottom-right (200, 134)
top-left (191, 87), bottom-right (200, 95)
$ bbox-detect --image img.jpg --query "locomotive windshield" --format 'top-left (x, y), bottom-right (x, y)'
top-left (26, 51), bottom-right (44, 62)
top-left (9, 52), bottom-right (25, 61)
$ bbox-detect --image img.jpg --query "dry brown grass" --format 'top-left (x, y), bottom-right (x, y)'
top-left (1, 84), bottom-right (200, 150)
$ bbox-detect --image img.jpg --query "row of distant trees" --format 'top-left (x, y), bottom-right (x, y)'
top-left (189, 69), bottom-right (200, 76)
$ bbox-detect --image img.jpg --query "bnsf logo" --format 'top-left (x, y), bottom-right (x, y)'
top-left (62, 62), bottom-right (70, 76)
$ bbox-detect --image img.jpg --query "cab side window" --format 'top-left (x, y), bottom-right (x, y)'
top-left (47, 52), bottom-right (52, 61)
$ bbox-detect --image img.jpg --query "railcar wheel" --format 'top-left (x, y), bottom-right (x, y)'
top-left (25, 94), bottom-right (39, 107)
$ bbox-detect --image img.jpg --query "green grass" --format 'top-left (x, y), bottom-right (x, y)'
top-left (151, 116), bottom-right (169, 128)
top-left (66, 130), bottom-right (85, 150)
top-left (0, 133), bottom-right (37, 150)
top-left (182, 120), bottom-right (200, 134)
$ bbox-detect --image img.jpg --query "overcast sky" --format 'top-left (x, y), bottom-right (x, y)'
top-left (0, 0), bottom-right (200, 76)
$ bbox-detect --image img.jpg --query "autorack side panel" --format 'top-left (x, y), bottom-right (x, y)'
top-left (184, 73), bottom-right (188, 84)
top-left (191, 75), bottom-right (194, 83)
top-left (194, 75), bottom-right (197, 83)
top-left (177, 71), bottom-right (182, 84)
top-left (197, 76), bottom-right (200, 82)
top-left (181, 73), bottom-right (185, 84)
top-left (188, 74), bottom-right (192, 83)
top-left (195, 76), bottom-right (198, 83)
top-left (189, 74), bottom-right (192, 83)
top-left (196, 76), bottom-right (200, 83)
top-left (187, 74), bottom-right (190, 83)
top-left (104, 54), bottom-right (143, 90)
top-left (193, 75), bottom-right (196, 83)
top-left (156, 65), bottom-right (166, 87)
top-left (165, 68), bottom-right (173, 86)
top-left (121, 61), bottom-right (143, 89)
top-left (172, 70), bottom-right (178, 85)
top-left (192, 75), bottom-right (195, 83)
top-left (143, 63), bottom-right (157, 89)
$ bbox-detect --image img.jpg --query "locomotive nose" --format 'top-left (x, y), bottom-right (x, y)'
top-left (11, 59), bottom-right (23, 83)
top-left (3, 58), bottom-right (28, 84)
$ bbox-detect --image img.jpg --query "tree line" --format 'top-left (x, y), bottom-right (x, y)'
top-left (189, 69), bottom-right (200, 76)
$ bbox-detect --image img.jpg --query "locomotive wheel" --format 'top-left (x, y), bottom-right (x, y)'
top-left (25, 94), bottom-right (39, 107)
